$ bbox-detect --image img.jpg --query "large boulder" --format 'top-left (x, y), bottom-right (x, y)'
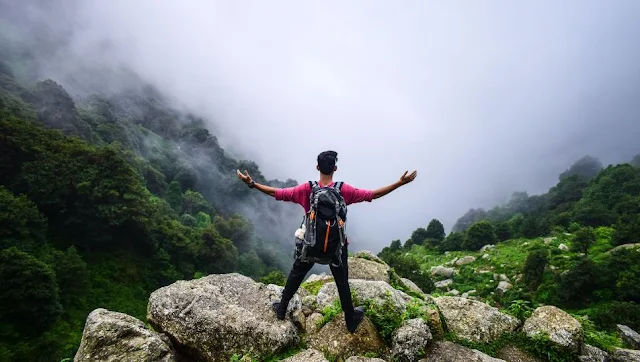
top-left (400, 278), bottom-right (425, 297)
top-left (317, 279), bottom-right (412, 311)
top-left (307, 313), bottom-right (387, 361)
top-left (434, 297), bottom-right (520, 343)
top-left (455, 256), bottom-right (476, 266)
top-left (345, 357), bottom-right (387, 362)
top-left (419, 341), bottom-right (506, 362)
top-left (75, 308), bottom-right (175, 362)
top-left (617, 324), bottom-right (640, 349)
top-left (147, 273), bottom-right (301, 361)
top-left (392, 318), bottom-right (433, 362)
top-left (353, 250), bottom-right (386, 265)
top-left (579, 344), bottom-right (610, 362)
top-left (281, 349), bottom-right (329, 362)
top-left (522, 306), bottom-right (583, 353)
top-left (611, 348), bottom-right (640, 362)
top-left (430, 266), bottom-right (454, 278)
top-left (348, 257), bottom-right (391, 282)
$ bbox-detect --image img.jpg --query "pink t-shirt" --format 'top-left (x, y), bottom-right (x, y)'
top-left (275, 181), bottom-right (374, 213)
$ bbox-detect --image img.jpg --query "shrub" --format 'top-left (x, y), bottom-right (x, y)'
top-left (522, 248), bottom-right (548, 291)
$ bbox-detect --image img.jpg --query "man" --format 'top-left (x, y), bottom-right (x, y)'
top-left (236, 150), bottom-right (417, 333)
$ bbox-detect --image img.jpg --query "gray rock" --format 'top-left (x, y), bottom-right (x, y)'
top-left (558, 243), bottom-right (569, 251)
top-left (353, 250), bottom-right (386, 264)
top-left (462, 290), bottom-right (477, 299)
top-left (434, 297), bottom-right (520, 343)
top-left (345, 357), bottom-right (387, 362)
top-left (606, 243), bottom-right (640, 254)
top-left (306, 273), bottom-right (333, 284)
top-left (430, 266), bottom-right (454, 278)
top-left (617, 324), bottom-right (640, 349)
top-left (611, 348), bottom-right (640, 362)
top-left (522, 306), bottom-right (583, 353)
top-left (483, 254), bottom-right (491, 259)
top-left (308, 313), bottom-right (387, 361)
top-left (392, 318), bottom-right (433, 362)
top-left (496, 345), bottom-right (543, 362)
top-left (449, 289), bottom-right (460, 296)
top-left (305, 313), bottom-right (324, 335)
top-left (419, 341), bottom-right (506, 362)
top-left (496, 281), bottom-right (512, 296)
top-left (348, 257), bottom-right (391, 282)
top-left (579, 344), bottom-right (610, 362)
top-left (281, 349), bottom-right (329, 362)
top-left (435, 279), bottom-right (453, 289)
top-left (147, 273), bottom-right (301, 362)
top-left (401, 277), bottom-right (425, 296)
top-left (317, 279), bottom-right (412, 312)
top-left (75, 308), bottom-right (175, 362)
top-left (544, 237), bottom-right (556, 244)
top-left (480, 244), bottom-right (496, 252)
top-left (455, 256), bottom-right (477, 266)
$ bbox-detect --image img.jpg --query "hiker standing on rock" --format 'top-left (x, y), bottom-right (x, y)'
top-left (237, 150), bottom-right (417, 333)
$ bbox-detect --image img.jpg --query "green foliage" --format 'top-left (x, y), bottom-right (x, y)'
top-left (571, 226), bottom-right (596, 255)
top-left (504, 299), bottom-right (533, 320)
top-left (440, 231), bottom-right (465, 252)
top-left (382, 252), bottom-right (434, 293)
top-left (302, 279), bottom-right (332, 296)
top-left (0, 247), bottom-right (62, 333)
top-left (522, 248), bottom-right (548, 291)
top-left (575, 315), bottom-right (623, 353)
top-left (258, 270), bottom-right (286, 286)
top-left (426, 218), bottom-right (445, 242)
top-left (462, 220), bottom-right (497, 251)
top-left (555, 257), bottom-right (599, 306)
top-left (317, 300), bottom-right (343, 328)
top-left (0, 186), bottom-right (47, 252)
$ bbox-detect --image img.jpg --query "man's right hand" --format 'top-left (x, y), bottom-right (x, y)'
top-left (237, 169), bottom-right (253, 185)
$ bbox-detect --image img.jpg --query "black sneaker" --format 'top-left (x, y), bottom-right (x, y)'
top-left (272, 301), bottom-right (286, 320)
top-left (346, 306), bottom-right (365, 333)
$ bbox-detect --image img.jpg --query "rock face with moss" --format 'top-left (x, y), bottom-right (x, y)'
top-left (434, 296), bottom-right (520, 343)
top-left (317, 279), bottom-right (413, 311)
top-left (522, 306), bottom-right (583, 353)
top-left (391, 318), bottom-right (433, 362)
top-left (74, 308), bottom-right (176, 362)
top-left (308, 313), bottom-right (387, 360)
top-left (419, 341), bottom-right (506, 362)
top-left (347, 257), bottom-right (391, 282)
top-left (146, 273), bottom-right (301, 361)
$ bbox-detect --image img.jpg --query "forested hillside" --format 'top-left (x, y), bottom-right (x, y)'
top-left (378, 154), bottom-right (640, 353)
top-left (0, 38), bottom-right (300, 361)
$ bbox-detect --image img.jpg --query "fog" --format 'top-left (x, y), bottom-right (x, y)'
top-left (4, 0), bottom-right (640, 252)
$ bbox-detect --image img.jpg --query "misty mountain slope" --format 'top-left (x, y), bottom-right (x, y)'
top-left (0, 49), bottom-right (307, 361)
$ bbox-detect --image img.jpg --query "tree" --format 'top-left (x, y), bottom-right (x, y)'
top-left (522, 248), bottom-right (548, 291)
top-left (452, 208), bottom-right (488, 232)
top-left (0, 186), bottom-right (47, 252)
top-left (572, 227), bottom-right (596, 255)
top-left (425, 219), bottom-right (446, 242)
top-left (493, 221), bottom-right (511, 242)
top-left (630, 154), bottom-right (640, 167)
top-left (559, 155), bottom-right (603, 181)
top-left (440, 232), bottom-right (465, 252)
top-left (164, 181), bottom-right (184, 213)
top-left (406, 227), bottom-right (429, 248)
top-left (462, 220), bottom-right (497, 251)
top-left (0, 247), bottom-right (62, 333)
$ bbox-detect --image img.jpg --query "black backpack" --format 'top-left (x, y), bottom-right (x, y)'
top-left (297, 181), bottom-right (348, 266)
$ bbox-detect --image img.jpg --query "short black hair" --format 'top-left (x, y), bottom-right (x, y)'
top-left (317, 150), bottom-right (338, 175)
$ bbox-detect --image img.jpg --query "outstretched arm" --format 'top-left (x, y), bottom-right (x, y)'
top-left (372, 170), bottom-right (417, 199)
top-left (236, 170), bottom-right (276, 197)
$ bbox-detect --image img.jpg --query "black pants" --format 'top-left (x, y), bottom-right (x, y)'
top-left (279, 243), bottom-right (356, 317)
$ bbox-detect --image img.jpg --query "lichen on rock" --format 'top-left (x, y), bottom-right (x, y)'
top-left (522, 305), bottom-right (583, 353)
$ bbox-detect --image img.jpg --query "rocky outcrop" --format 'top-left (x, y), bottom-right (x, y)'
top-left (345, 357), bottom-right (387, 362)
top-left (353, 250), bottom-right (386, 264)
top-left (392, 318), bottom-right (433, 362)
top-left (307, 313), bottom-right (387, 361)
top-left (455, 256), bottom-right (476, 266)
top-left (430, 266), bottom-right (454, 278)
top-left (74, 308), bottom-right (175, 362)
top-left (496, 346), bottom-right (543, 362)
top-left (522, 306), bottom-right (583, 353)
top-left (419, 341), bottom-right (506, 362)
top-left (435, 279), bottom-right (453, 289)
top-left (282, 349), bottom-right (329, 362)
top-left (434, 297), bottom-right (520, 343)
top-left (146, 273), bottom-right (301, 361)
top-left (317, 279), bottom-right (412, 311)
top-left (618, 324), bottom-right (640, 349)
top-left (579, 344), bottom-right (610, 362)
top-left (348, 257), bottom-right (391, 282)
top-left (400, 278), bottom-right (425, 296)
top-left (611, 348), bottom-right (640, 362)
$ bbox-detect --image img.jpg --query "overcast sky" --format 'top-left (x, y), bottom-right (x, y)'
top-left (6, 0), bottom-right (640, 252)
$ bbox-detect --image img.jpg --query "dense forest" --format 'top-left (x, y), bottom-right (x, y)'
top-left (378, 153), bottom-right (640, 351)
top-left (0, 31), bottom-right (302, 361)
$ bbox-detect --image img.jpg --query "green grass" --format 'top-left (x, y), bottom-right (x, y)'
top-left (301, 278), bottom-right (333, 296)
